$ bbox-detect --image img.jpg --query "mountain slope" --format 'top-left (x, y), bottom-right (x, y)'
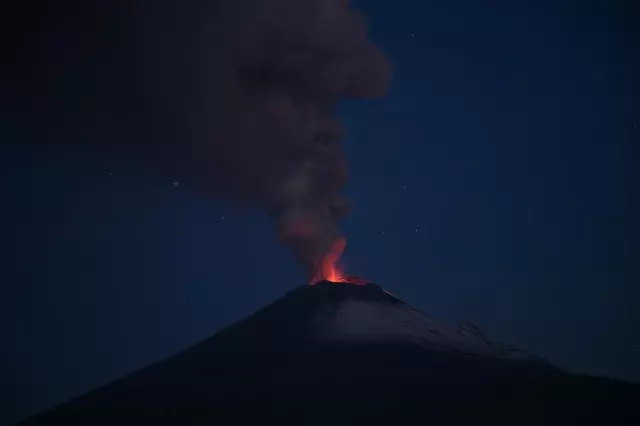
top-left (21, 282), bottom-right (639, 425)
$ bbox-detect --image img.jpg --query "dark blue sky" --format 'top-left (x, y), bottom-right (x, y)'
top-left (2, 1), bottom-right (639, 424)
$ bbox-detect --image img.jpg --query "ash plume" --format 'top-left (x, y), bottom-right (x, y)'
top-left (6, 0), bottom-right (391, 279)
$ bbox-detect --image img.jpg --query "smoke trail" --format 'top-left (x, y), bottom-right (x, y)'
top-left (6, 0), bottom-right (391, 279)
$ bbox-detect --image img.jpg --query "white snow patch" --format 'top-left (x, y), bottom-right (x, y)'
top-left (312, 299), bottom-right (534, 361)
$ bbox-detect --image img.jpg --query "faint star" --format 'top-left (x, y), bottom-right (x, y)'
top-left (411, 33), bottom-right (415, 37)
top-left (415, 228), bottom-right (419, 233)
top-left (221, 216), bottom-right (226, 220)
top-left (108, 172), bottom-right (113, 176)
top-left (173, 181), bottom-right (179, 186)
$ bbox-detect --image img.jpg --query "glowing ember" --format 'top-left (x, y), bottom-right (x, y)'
top-left (310, 237), bottom-right (367, 285)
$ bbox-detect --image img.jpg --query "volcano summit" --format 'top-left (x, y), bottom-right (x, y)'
top-left (22, 281), bottom-right (639, 425)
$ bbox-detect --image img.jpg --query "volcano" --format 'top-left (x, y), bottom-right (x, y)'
top-left (22, 281), bottom-right (639, 425)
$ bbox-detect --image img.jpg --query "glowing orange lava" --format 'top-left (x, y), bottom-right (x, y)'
top-left (310, 237), bottom-right (367, 285)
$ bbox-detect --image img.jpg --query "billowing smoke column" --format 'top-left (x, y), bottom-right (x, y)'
top-left (201, 0), bottom-right (392, 279)
top-left (8, 0), bottom-right (391, 280)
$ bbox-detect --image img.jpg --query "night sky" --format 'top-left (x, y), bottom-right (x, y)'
top-left (2, 1), bottom-right (639, 424)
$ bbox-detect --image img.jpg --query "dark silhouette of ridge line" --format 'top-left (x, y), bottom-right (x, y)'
top-left (20, 281), bottom-right (640, 425)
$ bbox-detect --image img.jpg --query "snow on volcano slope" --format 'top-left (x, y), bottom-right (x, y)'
top-left (310, 282), bottom-right (548, 365)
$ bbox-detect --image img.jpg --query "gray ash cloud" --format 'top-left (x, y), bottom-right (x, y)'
top-left (6, 0), bottom-right (391, 278)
